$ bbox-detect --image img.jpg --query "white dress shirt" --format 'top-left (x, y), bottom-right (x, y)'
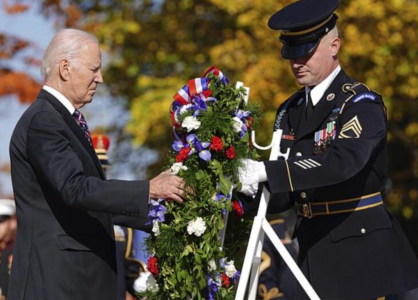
top-left (305, 65), bottom-right (341, 106)
top-left (43, 85), bottom-right (75, 114)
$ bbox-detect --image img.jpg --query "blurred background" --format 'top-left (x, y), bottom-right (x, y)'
top-left (0, 0), bottom-right (417, 257)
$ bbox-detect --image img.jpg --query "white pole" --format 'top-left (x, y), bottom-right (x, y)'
top-left (235, 129), bottom-right (320, 300)
top-left (262, 219), bottom-right (320, 300)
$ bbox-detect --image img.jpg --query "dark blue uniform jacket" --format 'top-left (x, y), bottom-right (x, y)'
top-left (264, 69), bottom-right (418, 300)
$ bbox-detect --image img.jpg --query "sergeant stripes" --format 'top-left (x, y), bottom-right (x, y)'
top-left (338, 115), bottom-right (362, 139)
top-left (294, 159), bottom-right (321, 169)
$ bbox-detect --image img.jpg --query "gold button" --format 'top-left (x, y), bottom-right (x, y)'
top-left (301, 192), bottom-right (307, 199)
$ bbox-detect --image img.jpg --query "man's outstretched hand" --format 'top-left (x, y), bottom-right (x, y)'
top-left (149, 170), bottom-right (187, 204)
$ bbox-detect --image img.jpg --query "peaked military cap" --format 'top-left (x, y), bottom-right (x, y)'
top-left (268, 0), bottom-right (339, 59)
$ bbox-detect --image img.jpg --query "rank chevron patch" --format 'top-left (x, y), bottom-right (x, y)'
top-left (338, 115), bottom-right (362, 139)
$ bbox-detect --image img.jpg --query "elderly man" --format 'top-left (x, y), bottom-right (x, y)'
top-left (9, 29), bottom-right (186, 300)
top-left (239, 0), bottom-right (418, 299)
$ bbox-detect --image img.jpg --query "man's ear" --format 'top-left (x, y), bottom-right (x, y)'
top-left (59, 58), bottom-right (70, 81)
top-left (330, 38), bottom-right (341, 57)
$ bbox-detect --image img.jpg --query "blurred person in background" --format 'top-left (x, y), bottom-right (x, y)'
top-left (0, 199), bottom-right (16, 300)
top-left (8, 28), bottom-right (187, 300)
top-left (238, 0), bottom-right (418, 299)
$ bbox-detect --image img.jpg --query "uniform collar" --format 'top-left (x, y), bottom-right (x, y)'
top-left (43, 85), bottom-right (76, 115)
top-left (305, 65), bottom-right (341, 106)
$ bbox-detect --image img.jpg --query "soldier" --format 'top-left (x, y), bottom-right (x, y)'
top-left (91, 133), bottom-right (146, 300)
top-left (0, 199), bottom-right (16, 300)
top-left (238, 0), bottom-right (418, 299)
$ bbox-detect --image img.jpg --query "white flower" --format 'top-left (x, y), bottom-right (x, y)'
top-left (232, 117), bottom-right (243, 133)
top-left (170, 162), bottom-right (188, 175)
top-left (187, 217), bottom-right (206, 237)
top-left (133, 271), bottom-right (159, 293)
top-left (182, 116), bottom-right (201, 132)
top-left (152, 220), bottom-right (160, 236)
top-left (208, 259), bottom-right (217, 272)
top-left (224, 260), bottom-right (238, 278)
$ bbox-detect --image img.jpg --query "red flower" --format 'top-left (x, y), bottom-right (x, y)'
top-left (176, 147), bottom-right (191, 162)
top-left (210, 136), bottom-right (223, 152)
top-left (221, 273), bottom-right (230, 288)
top-left (232, 200), bottom-right (244, 218)
top-left (201, 90), bottom-right (212, 98)
top-left (226, 146), bottom-right (236, 159)
top-left (148, 256), bottom-right (159, 277)
top-left (246, 116), bottom-right (254, 130)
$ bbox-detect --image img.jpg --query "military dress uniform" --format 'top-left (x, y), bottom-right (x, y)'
top-left (260, 0), bottom-right (418, 299)
top-left (266, 69), bottom-right (418, 300)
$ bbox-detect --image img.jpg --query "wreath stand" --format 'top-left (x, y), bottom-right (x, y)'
top-left (233, 104), bottom-right (320, 299)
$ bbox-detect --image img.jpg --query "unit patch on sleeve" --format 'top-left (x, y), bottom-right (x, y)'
top-left (338, 116), bottom-right (362, 139)
top-left (352, 93), bottom-right (377, 103)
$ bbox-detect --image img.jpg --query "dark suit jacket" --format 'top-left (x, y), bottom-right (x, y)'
top-left (8, 89), bottom-right (150, 300)
top-left (264, 70), bottom-right (418, 299)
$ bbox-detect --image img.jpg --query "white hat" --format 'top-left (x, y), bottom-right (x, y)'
top-left (0, 199), bottom-right (16, 216)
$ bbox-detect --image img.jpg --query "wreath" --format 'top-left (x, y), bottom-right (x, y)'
top-left (136, 67), bottom-right (261, 299)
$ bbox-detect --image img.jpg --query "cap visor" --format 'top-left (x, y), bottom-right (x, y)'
top-left (281, 41), bottom-right (320, 60)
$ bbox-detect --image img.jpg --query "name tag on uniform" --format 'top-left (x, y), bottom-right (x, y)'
top-left (282, 134), bottom-right (295, 141)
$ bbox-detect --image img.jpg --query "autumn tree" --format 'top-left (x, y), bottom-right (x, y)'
top-left (2, 0), bottom-right (418, 253)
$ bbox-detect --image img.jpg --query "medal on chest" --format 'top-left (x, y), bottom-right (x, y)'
top-left (314, 121), bottom-right (336, 155)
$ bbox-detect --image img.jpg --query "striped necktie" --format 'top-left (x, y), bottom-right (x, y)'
top-left (73, 110), bottom-right (92, 146)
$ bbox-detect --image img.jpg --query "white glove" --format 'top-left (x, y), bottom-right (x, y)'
top-left (240, 182), bottom-right (259, 197)
top-left (133, 271), bottom-right (159, 293)
top-left (238, 159), bottom-right (267, 196)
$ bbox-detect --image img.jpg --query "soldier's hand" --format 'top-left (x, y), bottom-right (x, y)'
top-left (149, 170), bottom-right (186, 204)
top-left (238, 159), bottom-right (267, 186)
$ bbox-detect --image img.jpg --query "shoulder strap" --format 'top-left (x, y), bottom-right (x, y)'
top-left (340, 82), bottom-right (386, 117)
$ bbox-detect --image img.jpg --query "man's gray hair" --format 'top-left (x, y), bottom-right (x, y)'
top-left (41, 28), bottom-right (99, 79)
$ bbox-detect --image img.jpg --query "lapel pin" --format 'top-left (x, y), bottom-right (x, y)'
top-left (326, 93), bottom-right (335, 101)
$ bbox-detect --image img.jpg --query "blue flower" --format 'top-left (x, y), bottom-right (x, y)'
top-left (186, 134), bottom-right (212, 161)
top-left (233, 109), bottom-right (251, 138)
top-left (207, 275), bottom-right (220, 300)
top-left (145, 199), bottom-right (167, 225)
top-left (189, 94), bottom-right (217, 117)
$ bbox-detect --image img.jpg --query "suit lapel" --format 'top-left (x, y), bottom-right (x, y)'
top-left (296, 70), bottom-right (350, 141)
top-left (39, 90), bottom-right (106, 179)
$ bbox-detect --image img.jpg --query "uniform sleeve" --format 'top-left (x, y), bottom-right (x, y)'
top-left (264, 96), bottom-right (386, 194)
top-left (27, 111), bottom-right (149, 216)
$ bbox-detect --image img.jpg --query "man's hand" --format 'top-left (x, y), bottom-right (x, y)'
top-left (238, 159), bottom-right (267, 196)
top-left (149, 170), bottom-right (187, 204)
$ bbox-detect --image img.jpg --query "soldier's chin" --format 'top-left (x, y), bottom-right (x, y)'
top-left (295, 75), bottom-right (313, 87)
